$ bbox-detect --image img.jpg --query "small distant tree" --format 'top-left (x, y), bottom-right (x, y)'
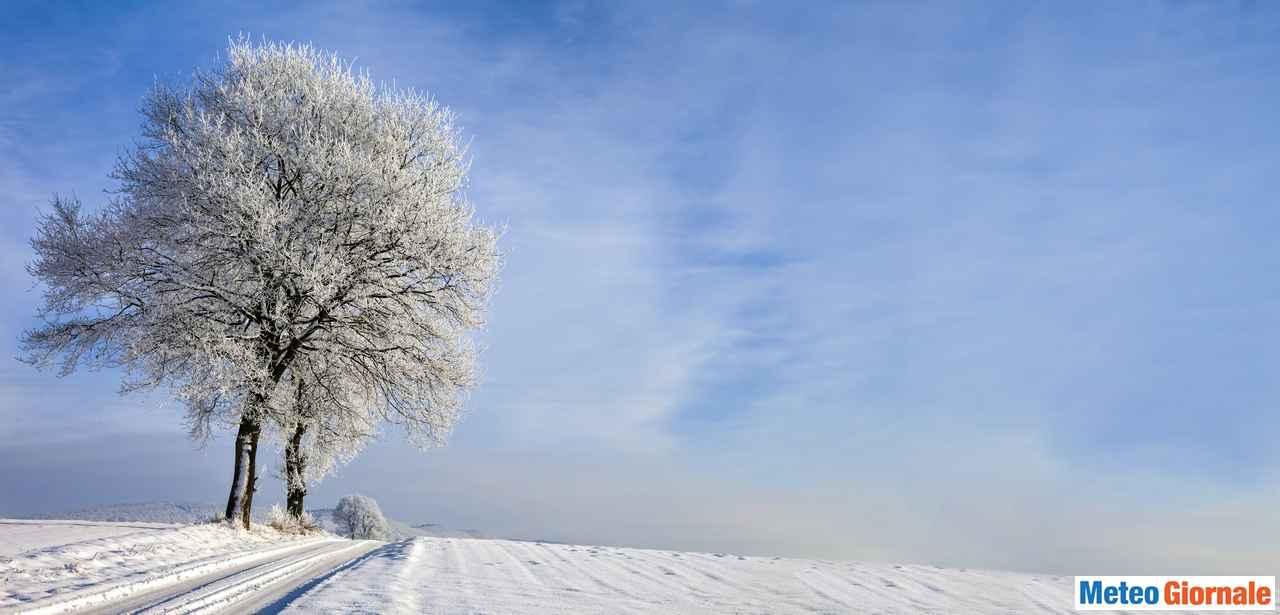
top-left (332, 495), bottom-right (390, 540)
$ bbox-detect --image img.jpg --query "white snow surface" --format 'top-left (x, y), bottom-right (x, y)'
top-left (281, 537), bottom-right (1106, 614)
top-left (1, 520), bottom-right (1196, 614)
top-left (0, 520), bottom-right (177, 558)
top-left (0, 518), bottom-right (320, 612)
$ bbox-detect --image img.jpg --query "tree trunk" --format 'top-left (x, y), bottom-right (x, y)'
top-left (240, 426), bottom-right (261, 530)
top-left (285, 421), bottom-right (308, 518)
top-left (227, 342), bottom-right (291, 529)
top-left (224, 413), bottom-right (259, 524)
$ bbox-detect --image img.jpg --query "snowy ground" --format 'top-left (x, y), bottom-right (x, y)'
top-left (1, 520), bottom-right (1192, 614)
top-left (282, 537), bottom-right (1091, 614)
top-left (0, 518), bottom-right (367, 614)
top-left (0, 520), bottom-right (178, 558)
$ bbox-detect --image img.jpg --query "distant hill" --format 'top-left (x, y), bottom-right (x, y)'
top-left (411, 522), bottom-right (486, 539)
top-left (307, 507), bottom-right (485, 540)
top-left (32, 501), bottom-right (485, 540)
top-left (41, 502), bottom-right (227, 524)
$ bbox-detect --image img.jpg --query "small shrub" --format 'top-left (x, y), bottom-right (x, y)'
top-left (267, 504), bottom-right (322, 534)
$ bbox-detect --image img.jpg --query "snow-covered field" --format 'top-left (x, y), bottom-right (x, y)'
top-left (1, 518), bottom-right (1174, 614)
top-left (283, 537), bottom-right (1086, 614)
top-left (0, 520), bottom-right (177, 558)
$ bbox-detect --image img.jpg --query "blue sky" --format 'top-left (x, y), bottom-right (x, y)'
top-left (3, 1), bottom-right (1280, 574)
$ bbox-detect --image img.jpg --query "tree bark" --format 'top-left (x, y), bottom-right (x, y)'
top-left (224, 413), bottom-right (259, 524)
top-left (285, 421), bottom-right (308, 518)
top-left (227, 343), bottom-right (292, 529)
top-left (241, 426), bottom-right (261, 530)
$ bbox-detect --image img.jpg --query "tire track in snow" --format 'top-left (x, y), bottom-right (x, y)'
top-left (270, 539), bottom-right (424, 614)
top-left (57, 539), bottom-right (374, 615)
top-left (137, 540), bottom-right (372, 614)
top-left (12, 538), bottom-right (336, 615)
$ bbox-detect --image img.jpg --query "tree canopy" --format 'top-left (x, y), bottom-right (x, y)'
top-left (23, 39), bottom-right (500, 527)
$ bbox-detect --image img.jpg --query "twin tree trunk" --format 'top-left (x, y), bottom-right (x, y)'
top-left (224, 348), bottom-right (300, 529)
top-left (224, 393), bottom-right (311, 528)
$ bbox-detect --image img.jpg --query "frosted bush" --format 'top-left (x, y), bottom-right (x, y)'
top-left (332, 495), bottom-right (390, 541)
top-left (267, 504), bottom-right (322, 534)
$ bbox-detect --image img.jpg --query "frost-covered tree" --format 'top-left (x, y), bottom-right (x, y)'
top-left (332, 494), bottom-right (390, 540)
top-left (22, 39), bottom-right (499, 529)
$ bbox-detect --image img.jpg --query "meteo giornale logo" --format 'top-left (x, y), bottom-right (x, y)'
top-left (1075, 576), bottom-right (1276, 612)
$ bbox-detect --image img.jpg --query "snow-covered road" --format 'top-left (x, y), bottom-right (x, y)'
top-left (74, 539), bottom-right (378, 615)
top-left (0, 519), bottom-right (373, 615)
top-left (278, 536), bottom-right (1087, 614)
